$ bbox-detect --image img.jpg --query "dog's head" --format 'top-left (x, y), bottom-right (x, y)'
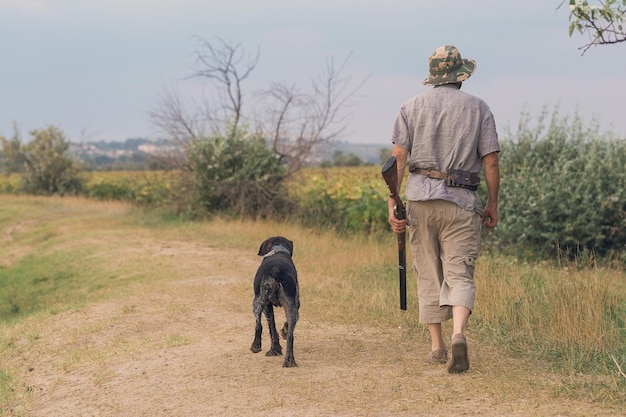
top-left (258, 236), bottom-right (294, 257)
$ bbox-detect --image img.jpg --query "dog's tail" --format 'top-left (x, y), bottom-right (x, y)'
top-left (264, 271), bottom-right (283, 306)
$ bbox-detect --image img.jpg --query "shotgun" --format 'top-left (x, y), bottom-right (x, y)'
top-left (381, 156), bottom-right (407, 310)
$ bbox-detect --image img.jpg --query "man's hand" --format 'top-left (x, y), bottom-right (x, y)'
top-left (481, 203), bottom-right (498, 228)
top-left (388, 198), bottom-right (408, 233)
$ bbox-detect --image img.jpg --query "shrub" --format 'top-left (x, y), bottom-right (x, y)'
top-left (288, 167), bottom-right (390, 235)
top-left (186, 128), bottom-right (288, 218)
top-left (87, 178), bottom-right (136, 201)
top-left (490, 109), bottom-right (626, 260)
top-left (1, 126), bottom-right (85, 195)
top-left (85, 171), bottom-right (185, 210)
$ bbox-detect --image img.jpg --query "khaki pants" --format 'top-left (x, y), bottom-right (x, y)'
top-left (407, 200), bottom-right (482, 324)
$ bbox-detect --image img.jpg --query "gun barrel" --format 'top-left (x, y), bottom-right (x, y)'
top-left (382, 156), bottom-right (408, 311)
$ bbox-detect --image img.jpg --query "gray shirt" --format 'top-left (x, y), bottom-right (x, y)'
top-left (391, 84), bottom-right (500, 215)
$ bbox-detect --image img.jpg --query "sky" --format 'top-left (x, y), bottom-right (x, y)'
top-left (1, 0), bottom-right (624, 145)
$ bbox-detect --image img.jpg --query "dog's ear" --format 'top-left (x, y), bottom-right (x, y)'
top-left (285, 239), bottom-right (294, 256)
top-left (258, 238), bottom-right (273, 256)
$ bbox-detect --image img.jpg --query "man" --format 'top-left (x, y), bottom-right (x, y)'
top-left (388, 45), bottom-right (500, 373)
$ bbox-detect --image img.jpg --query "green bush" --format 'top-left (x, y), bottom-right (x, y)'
top-left (294, 180), bottom-right (388, 235)
top-left (490, 109), bottom-right (626, 260)
top-left (87, 179), bottom-right (136, 201)
top-left (186, 128), bottom-right (288, 218)
top-left (0, 126), bottom-right (84, 196)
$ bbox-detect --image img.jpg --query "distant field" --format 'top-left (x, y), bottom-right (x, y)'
top-left (0, 167), bottom-right (396, 235)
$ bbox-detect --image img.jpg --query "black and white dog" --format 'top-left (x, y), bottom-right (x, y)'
top-left (250, 236), bottom-right (300, 367)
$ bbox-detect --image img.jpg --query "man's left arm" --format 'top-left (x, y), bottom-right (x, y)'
top-left (482, 151), bottom-right (500, 228)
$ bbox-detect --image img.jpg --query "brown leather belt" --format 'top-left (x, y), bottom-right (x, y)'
top-left (411, 168), bottom-right (449, 180)
top-left (411, 167), bottom-right (480, 190)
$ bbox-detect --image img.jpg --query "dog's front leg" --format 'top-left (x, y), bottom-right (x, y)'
top-left (264, 304), bottom-right (282, 356)
top-left (250, 298), bottom-right (264, 353)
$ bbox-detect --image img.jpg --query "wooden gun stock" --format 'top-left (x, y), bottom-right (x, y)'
top-left (381, 156), bottom-right (407, 310)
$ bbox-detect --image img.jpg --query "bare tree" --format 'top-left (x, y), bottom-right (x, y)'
top-left (149, 37), bottom-right (259, 147)
top-left (260, 55), bottom-right (368, 173)
top-left (190, 36), bottom-right (260, 136)
top-left (150, 37), bottom-right (366, 174)
top-left (148, 85), bottom-right (200, 169)
top-left (562, 0), bottom-right (626, 54)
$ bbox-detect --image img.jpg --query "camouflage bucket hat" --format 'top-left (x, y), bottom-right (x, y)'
top-left (423, 45), bottom-right (476, 86)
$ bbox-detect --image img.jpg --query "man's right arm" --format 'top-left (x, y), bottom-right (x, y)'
top-left (388, 144), bottom-right (409, 233)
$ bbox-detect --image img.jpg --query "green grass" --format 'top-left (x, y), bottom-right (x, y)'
top-left (0, 197), bottom-right (177, 324)
top-left (0, 370), bottom-right (13, 410)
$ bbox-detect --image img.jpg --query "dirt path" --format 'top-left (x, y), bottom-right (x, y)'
top-left (5, 240), bottom-right (622, 417)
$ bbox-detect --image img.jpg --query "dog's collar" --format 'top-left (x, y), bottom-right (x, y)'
top-left (263, 244), bottom-right (291, 258)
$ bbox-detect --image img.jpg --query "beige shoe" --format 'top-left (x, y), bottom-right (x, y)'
top-left (447, 334), bottom-right (469, 373)
top-left (427, 348), bottom-right (448, 364)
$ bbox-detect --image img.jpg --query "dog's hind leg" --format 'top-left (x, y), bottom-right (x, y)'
top-left (264, 304), bottom-right (282, 356)
top-left (250, 298), bottom-right (264, 353)
top-left (282, 306), bottom-right (299, 367)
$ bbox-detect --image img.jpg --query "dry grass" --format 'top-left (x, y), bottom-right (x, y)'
top-left (473, 255), bottom-right (625, 404)
top-left (0, 195), bottom-right (624, 415)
